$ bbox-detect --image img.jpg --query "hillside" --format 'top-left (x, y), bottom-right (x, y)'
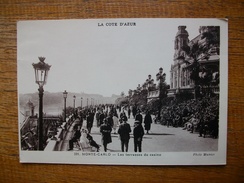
top-left (19, 91), bottom-right (120, 115)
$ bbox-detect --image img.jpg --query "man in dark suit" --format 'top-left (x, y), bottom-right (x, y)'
top-left (100, 119), bottom-right (112, 152)
top-left (133, 120), bottom-right (144, 152)
top-left (86, 112), bottom-right (94, 133)
top-left (135, 110), bottom-right (143, 124)
top-left (118, 116), bottom-right (131, 152)
top-left (99, 112), bottom-right (105, 127)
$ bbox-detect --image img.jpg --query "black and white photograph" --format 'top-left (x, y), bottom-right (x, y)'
top-left (17, 18), bottom-right (228, 165)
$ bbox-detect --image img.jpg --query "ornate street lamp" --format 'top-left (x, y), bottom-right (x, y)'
top-left (137, 84), bottom-right (141, 91)
top-left (32, 57), bottom-right (51, 150)
top-left (144, 74), bottom-right (155, 91)
top-left (81, 97), bottom-right (83, 109)
top-left (73, 95), bottom-right (76, 113)
top-left (156, 67), bottom-right (166, 120)
top-left (91, 98), bottom-right (94, 106)
top-left (63, 90), bottom-right (68, 122)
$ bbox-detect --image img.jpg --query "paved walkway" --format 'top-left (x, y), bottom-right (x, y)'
top-left (60, 114), bottom-right (218, 152)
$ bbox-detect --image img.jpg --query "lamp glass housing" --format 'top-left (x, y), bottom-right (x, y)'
top-left (63, 90), bottom-right (68, 98)
top-left (32, 57), bottom-right (51, 87)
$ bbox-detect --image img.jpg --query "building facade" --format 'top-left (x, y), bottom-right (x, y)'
top-left (168, 26), bottom-right (220, 97)
top-left (147, 25), bottom-right (220, 101)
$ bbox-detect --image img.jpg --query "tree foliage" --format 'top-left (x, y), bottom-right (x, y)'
top-left (129, 89), bottom-right (148, 107)
top-left (115, 96), bottom-right (129, 106)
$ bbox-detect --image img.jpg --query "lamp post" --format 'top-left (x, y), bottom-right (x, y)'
top-left (63, 90), bottom-right (68, 122)
top-left (146, 75), bottom-right (154, 90)
top-left (32, 57), bottom-right (51, 150)
top-left (81, 97), bottom-right (83, 109)
top-left (87, 98), bottom-right (88, 107)
top-left (156, 67), bottom-right (166, 120)
top-left (73, 95), bottom-right (76, 114)
top-left (144, 74), bottom-right (155, 102)
top-left (91, 98), bottom-right (94, 106)
top-left (137, 84), bottom-right (141, 91)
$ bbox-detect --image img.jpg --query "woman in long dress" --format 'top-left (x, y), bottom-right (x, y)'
top-left (144, 111), bottom-right (152, 134)
top-left (112, 114), bottom-right (119, 134)
top-left (79, 129), bottom-right (90, 150)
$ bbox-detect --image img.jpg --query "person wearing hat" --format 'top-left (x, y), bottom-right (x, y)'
top-left (135, 110), bottom-right (143, 124)
top-left (144, 110), bottom-right (153, 134)
top-left (118, 116), bottom-right (131, 152)
top-left (133, 120), bottom-right (144, 152)
top-left (86, 112), bottom-right (94, 134)
top-left (119, 111), bottom-right (127, 122)
top-left (100, 118), bottom-right (112, 152)
top-left (132, 106), bottom-right (137, 119)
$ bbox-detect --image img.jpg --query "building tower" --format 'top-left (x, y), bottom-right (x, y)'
top-left (170, 26), bottom-right (189, 93)
top-left (174, 26), bottom-right (189, 60)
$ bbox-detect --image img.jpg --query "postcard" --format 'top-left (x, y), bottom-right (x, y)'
top-left (18, 18), bottom-right (228, 165)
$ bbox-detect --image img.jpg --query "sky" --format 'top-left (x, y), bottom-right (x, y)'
top-left (17, 18), bottom-right (222, 97)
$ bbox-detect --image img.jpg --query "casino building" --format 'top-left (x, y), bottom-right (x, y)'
top-left (167, 25), bottom-right (220, 98)
top-left (147, 26), bottom-right (220, 101)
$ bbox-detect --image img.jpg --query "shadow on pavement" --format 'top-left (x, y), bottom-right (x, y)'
top-left (145, 133), bottom-right (175, 136)
top-left (111, 135), bottom-right (119, 138)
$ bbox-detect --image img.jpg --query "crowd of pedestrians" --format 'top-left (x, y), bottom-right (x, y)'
top-left (68, 95), bottom-right (219, 152)
top-left (68, 104), bottom-right (152, 152)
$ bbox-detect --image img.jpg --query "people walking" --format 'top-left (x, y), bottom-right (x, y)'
top-left (107, 113), bottom-right (114, 128)
top-left (112, 114), bottom-right (119, 134)
top-left (133, 120), bottom-right (144, 152)
top-left (132, 106), bottom-right (137, 118)
top-left (99, 112), bottom-right (105, 127)
top-left (144, 111), bottom-right (152, 134)
top-left (100, 118), bottom-right (112, 152)
top-left (96, 111), bottom-right (100, 127)
top-left (86, 112), bottom-right (94, 134)
top-left (128, 107), bottom-right (131, 119)
top-left (135, 110), bottom-right (143, 124)
top-left (79, 111), bottom-right (84, 128)
top-left (118, 116), bottom-right (131, 152)
top-left (119, 111), bottom-right (128, 123)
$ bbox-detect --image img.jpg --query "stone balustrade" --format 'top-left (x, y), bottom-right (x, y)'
top-left (44, 115), bottom-right (74, 151)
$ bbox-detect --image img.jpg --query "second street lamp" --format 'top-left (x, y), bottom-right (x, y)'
top-left (91, 98), bottom-right (94, 106)
top-left (81, 97), bottom-right (83, 109)
top-left (156, 67), bottom-right (166, 120)
top-left (63, 90), bottom-right (68, 122)
top-left (32, 57), bottom-right (51, 151)
top-left (73, 95), bottom-right (76, 114)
